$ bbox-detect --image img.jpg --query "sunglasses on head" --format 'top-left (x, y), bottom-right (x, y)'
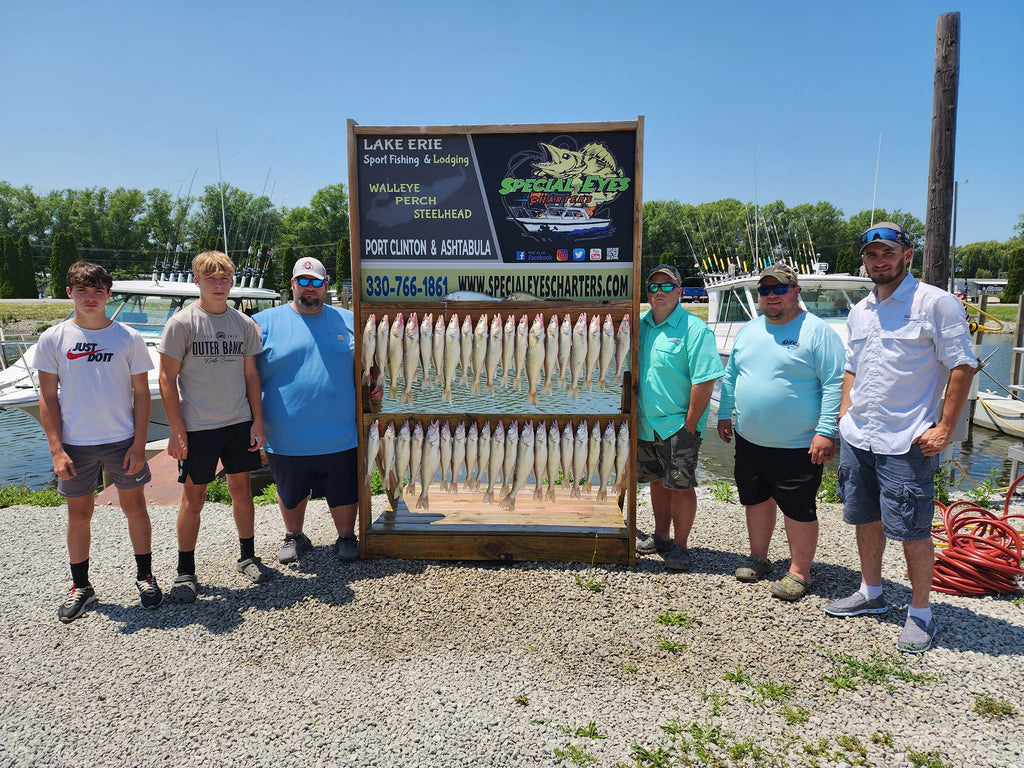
top-left (295, 277), bottom-right (325, 287)
top-left (758, 284), bottom-right (793, 296)
top-left (647, 282), bottom-right (678, 293)
top-left (860, 227), bottom-right (911, 247)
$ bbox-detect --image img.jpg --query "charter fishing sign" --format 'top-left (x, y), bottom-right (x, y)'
top-left (348, 120), bottom-right (640, 302)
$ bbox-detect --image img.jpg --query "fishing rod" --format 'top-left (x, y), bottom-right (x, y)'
top-left (172, 167), bottom-right (199, 282)
top-left (214, 125), bottom-right (233, 283)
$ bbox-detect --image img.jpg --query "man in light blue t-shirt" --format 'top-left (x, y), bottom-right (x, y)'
top-left (254, 257), bottom-right (382, 564)
top-left (717, 263), bottom-right (844, 601)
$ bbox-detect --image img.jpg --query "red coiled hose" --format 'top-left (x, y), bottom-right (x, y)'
top-left (931, 475), bottom-right (1024, 596)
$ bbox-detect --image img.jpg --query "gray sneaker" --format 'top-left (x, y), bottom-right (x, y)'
top-left (898, 615), bottom-right (937, 654)
top-left (168, 573), bottom-right (199, 604)
top-left (236, 556), bottom-right (275, 584)
top-left (663, 544), bottom-right (691, 572)
top-left (637, 531), bottom-right (673, 555)
top-left (824, 591), bottom-right (887, 617)
top-left (334, 534), bottom-right (359, 561)
top-left (277, 532), bottom-right (313, 564)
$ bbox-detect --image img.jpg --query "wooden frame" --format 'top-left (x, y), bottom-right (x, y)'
top-left (348, 118), bottom-right (644, 564)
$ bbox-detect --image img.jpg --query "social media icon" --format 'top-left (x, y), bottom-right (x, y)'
top-left (515, 251), bottom-right (526, 261)
top-left (607, 248), bottom-right (619, 261)
top-left (589, 249), bottom-right (602, 261)
top-left (556, 249), bottom-right (569, 262)
top-left (572, 248), bottom-right (586, 261)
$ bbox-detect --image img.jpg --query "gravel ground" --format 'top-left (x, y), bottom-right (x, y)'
top-left (1, 487), bottom-right (1022, 767)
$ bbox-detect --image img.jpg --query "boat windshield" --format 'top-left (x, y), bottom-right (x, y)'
top-left (105, 293), bottom-right (192, 338)
top-left (798, 286), bottom-right (872, 319)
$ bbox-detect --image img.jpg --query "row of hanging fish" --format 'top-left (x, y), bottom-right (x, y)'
top-left (360, 311), bottom-right (630, 405)
top-left (365, 418), bottom-right (630, 512)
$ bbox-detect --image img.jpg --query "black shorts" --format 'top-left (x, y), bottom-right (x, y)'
top-left (178, 421), bottom-right (261, 485)
top-left (266, 448), bottom-right (358, 509)
top-left (733, 432), bottom-right (822, 522)
top-left (636, 425), bottom-right (702, 491)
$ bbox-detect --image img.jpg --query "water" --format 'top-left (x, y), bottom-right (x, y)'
top-left (4, 340), bottom-right (1022, 491)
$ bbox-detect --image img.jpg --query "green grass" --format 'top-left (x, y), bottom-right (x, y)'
top-left (0, 484), bottom-right (64, 507)
top-left (709, 480), bottom-right (737, 503)
top-left (722, 666), bottom-right (752, 685)
top-left (558, 721), bottom-right (606, 740)
top-left (817, 467), bottom-right (840, 503)
top-left (0, 300), bottom-right (71, 327)
top-left (253, 483), bottom-right (278, 505)
top-left (973, 693), bottom-right (1016, 719)
top-left (553, 744), bottom-right (597, 766)
top-left (655, 635), bottom-right (687, 653)
top-left (907, 748), bottom-right (953, 768)
top-left (205, 476), bottom-right (233, 503)
top-left (656, 610), bottom-right (694, 627)
top-left (783, 705), bottom-right (810, 725)
top-left (822, 649), bottom-right (945, 693)
top-left (573, 571), bottom-right (607, 593)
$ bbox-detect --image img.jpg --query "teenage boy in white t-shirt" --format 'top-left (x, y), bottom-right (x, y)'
top-left (36, 261), bottom-right (161, 622)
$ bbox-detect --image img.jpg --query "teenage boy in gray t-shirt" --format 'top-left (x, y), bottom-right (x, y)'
top-left (158, 250), bottom-right (271, 602)
top-left (36, 261), bottom-right (161, 622)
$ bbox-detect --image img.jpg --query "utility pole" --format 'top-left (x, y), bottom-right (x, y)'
top-left (922, 12), bottom-right (960, 289)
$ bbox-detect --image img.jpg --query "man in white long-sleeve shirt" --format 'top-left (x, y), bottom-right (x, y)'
top-left (825, 222), bottom-right (976, 654)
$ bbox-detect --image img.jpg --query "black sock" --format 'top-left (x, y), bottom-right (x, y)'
top-left (70, 559), bottom-right (90, 589)
top-left (177, 550), bottom-right (196, 577)
top-left (239, 537), bottom-right (255, 561)
top-left (134, 553), bottom-right (153, 581)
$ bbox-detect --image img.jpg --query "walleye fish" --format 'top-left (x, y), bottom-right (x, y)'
top-left (395, 420), bottom-right (411, 500)
top-left (460, 314), bottom-right (474, 385)
top-left (402, 312), bottom-right (420, 404)
top-left (558, 313), bottom-right (572, 391)
top-left (501, 420), bottom-right (519, 497)
top-left (499, 420), bottom-right (534, 511)
top-left (596, 421), bottom-right (616, 501)
top-left (482, 419), bottom-right (504, 503)
top-left (531, 141), bottom-right (625, 210)
top-left (376, 314), bottom-right (390, 384)
top-left (439, 421), bottom-right (453, 492)
top-left (382, 421), bottom-right (397, 498)
top-left (584, 314), bottom-right (601, 392)
top-left (586, 421), bottom-right (601, 493)
top-left (387, 313), bottom-right (404, 400)
top-left (614, 422), bottom-right (629, 494)
top-left (475, 421), bottom-right (491, 491)
top-left (513, 314), bottom-right (529, 391)
top-left (450, 422), bottom-right (466, 494)
top-left (598, 313), bottom-right (615, 391)
top-left (525, 313), bottom-right (545, 406)
top-left (419, 312), bottom-right (435, 389)
top-left (545, 422), bottom-right (561, 502)
top-left (615, 315), bottom-right (630, 384)
top-left (486, 314), bottom-right (503, 394)
top-left (572, 420), bottom-right (589, 499)
top-left (532, 420), bottom-right (548, 501)
top-left (416, 420), bottom-right (440, 511)
top-left (500, 314), bottom-right (515, 389)
top-left (406, 420), bottom-right (424, 498)
top-left (560, 422), bottom-right (574, 497)
top-left (465, 422), bottom-right (479, 492)
top-left (365, 419), bottom-right (380, 484)
top-left (472, 314), bottom-right (489, 394)
top-left (362, 314), bottom-right (376, 386)
top-left (569, 313), bottom-right (588, 400)
top-left (442, 314), bottom-right (461, 404)
top-left (542, 314), bottom-right (559, 395)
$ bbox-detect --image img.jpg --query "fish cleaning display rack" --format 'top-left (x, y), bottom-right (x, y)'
top-left (348, 118), bottom-right (643, 564)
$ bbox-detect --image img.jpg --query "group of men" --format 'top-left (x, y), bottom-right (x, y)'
top-left (634, 221), bottom-right (975, 654)
top-left (42, 221), bottom-right (975, 654)
top-left (42, 253), bottom-right (371, 622)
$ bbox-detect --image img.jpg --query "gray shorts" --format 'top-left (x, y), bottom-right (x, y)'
top-left (837, 438), bottom-right (938, 542)
top-left (58, 438), bottom-right (151, 498)
top-left (637, 425), bottom-right (702, 491)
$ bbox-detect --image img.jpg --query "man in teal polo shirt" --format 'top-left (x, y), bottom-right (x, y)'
top-left (635, 264), bottom-right (725, 570)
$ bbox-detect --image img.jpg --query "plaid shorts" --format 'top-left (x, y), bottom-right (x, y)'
top-left (636, 425), bottom-right (702, 491)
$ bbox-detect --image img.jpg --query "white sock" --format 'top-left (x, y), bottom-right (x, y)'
top-left (907, 605), bottom-right (933, 624)
top-left (859, 583), bottom-right (883, 600)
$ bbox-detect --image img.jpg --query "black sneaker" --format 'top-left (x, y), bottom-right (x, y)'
top-left (58, 584), bottom-right (97, 623)
top-left (136, 574), bottom-right (163, 610)
top-left (334, 534), bottom-right (359, 561)
top-left (636, 530), bottom-right (673, 555)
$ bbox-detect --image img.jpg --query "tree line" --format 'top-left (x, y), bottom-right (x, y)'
top-left (1, 178), bottom-right (1022, 298)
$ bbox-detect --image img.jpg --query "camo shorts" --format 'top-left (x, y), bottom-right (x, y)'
top-left (636, 425), bottom-right (702, 491)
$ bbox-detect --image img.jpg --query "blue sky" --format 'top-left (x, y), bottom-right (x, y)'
top-left (3, 0), bottom-right (1021, 245)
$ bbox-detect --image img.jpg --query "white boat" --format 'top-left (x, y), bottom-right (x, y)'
top-left (972, 391), bottom-right (1024, 439)
top-left (0, 279), bottom-right (281, 442)
top-left (704, 269), bottom-right (874, 412)
top-left (507, 205), bottom-right (612, 235)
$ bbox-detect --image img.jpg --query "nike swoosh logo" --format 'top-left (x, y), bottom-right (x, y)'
top-left (66, 349), bottom-right (107, 360)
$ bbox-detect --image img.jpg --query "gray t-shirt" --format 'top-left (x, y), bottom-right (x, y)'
top-left (158, 302), bottom-right (262, 431)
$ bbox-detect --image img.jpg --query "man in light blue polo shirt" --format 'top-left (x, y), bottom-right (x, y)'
top-left (635, 264), bottom-right (725, 571)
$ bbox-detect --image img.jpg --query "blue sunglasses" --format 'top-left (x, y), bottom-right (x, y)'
top-left (296, 276), bottom-right (325, 287)
top-left (758, 284), bottom-right (793, 296)
top-left (860, 226), bottom-right (912, 248)
top-left (647, 282), bottom-right (678, 293)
